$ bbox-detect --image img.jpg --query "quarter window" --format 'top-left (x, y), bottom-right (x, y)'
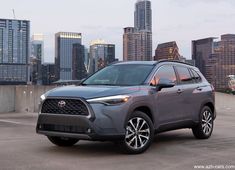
top-left (190, 69), bottom-right (202, 83)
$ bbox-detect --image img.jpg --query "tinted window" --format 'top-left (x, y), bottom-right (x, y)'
top-left (190, 69), bottom-right (202, 83)
top-left (83, 64), bottom-right (154, 86)
top-left (151, 65), bottom-right (176, 85)
top-left (176, 66), bottom-right (193, 84)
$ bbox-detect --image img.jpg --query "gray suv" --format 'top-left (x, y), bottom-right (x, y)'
top-left (36, 60), bottom-right (216, 154)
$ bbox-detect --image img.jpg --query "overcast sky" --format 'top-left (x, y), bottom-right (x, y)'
top-left (1, 0), bottom-right (235, 62)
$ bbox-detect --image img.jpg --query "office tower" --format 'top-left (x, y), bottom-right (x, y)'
top-left (135, 0), bottom-right (152, 32)
top-left (41, 63), bottom-right (56, 85)
top-left (31, 34), bottom-right (44, 85)
top-left (192, 34), bottom-right (235, 91)
top-left (55, 32), bottom-right (82, 80)
top-left (0, 19), bottom-right (30, 85)
top-left (192, 38), bottom-right (216, 77)
top-left (154, 41), bottom-right (180, 61)
top-left (123, 0), bottom-right (152, 61)
top-left (89, 39), bottom-right (115, 74)
top-left (72, 44), bottom-right (87, 80)
top-left (213, 34), bottom-right (235, 90)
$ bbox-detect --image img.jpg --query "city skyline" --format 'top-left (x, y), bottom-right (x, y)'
top-left (1, 0), bottom-right (235, 62)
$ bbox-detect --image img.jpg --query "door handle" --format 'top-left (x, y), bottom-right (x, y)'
top-left (196, 87), bottom-right (203, 91)
top-left (177, 89), bottom-right (184, 94)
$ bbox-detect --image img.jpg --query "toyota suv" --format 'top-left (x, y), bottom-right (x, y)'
top-left (36, 60), bottom-right (216, 154)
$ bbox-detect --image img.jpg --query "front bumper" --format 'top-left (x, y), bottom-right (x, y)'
top-left (36, 103), bottom-right (129, 141)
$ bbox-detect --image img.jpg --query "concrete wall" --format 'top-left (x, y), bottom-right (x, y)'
top-left (0, 86), bottom-right (15, 113)
top-left (0, 85), bottom-right (55, 113)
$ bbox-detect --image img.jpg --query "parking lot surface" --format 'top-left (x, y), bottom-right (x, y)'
top-left (0, 93), bottom-right (235, 170)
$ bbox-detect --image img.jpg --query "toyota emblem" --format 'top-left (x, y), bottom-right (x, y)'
top-left (58, 100), bottom-right (66, 108)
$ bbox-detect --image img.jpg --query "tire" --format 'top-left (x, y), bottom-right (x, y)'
top-left (119, 111), bottom-right (154, 154)
top-left (47, 136), bottom-right (79, 147)
top-left (192, 106), bottom-right (214, 139)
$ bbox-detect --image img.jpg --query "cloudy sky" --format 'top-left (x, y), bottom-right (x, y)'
top-left (1, 0), bottom-right (235, 62)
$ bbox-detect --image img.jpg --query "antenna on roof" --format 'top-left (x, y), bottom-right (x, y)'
top-left (12, 9), bottom-right (16, 19)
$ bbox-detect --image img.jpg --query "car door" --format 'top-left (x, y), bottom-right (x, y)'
top-left (174, 66), bottom-right (196, 121)
top-left (152, 65), bottom-right (183, 125)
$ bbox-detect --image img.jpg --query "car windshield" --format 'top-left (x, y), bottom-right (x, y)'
top-left (82, 64), bottom-right (154, 86)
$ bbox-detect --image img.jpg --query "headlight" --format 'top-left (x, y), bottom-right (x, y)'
top-left (87, 95), bottom-right (130, 105)
top-left (40, 94), bottom-right (46, 102)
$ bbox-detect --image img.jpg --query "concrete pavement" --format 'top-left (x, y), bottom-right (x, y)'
top-left (0, 93), bottom-right (235, 170)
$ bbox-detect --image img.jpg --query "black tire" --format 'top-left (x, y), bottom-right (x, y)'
top-left (47, 136), bottom-right (79, 147)
top-left (119, 111), bottom-right (154, 154)
top-left (192, 106), bottom-right (214, 139)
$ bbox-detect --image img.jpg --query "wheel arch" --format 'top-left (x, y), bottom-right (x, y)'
top-left (201, 100), bottom-right (216, 119)
top-left (125, 102), bottom-right (155, 128)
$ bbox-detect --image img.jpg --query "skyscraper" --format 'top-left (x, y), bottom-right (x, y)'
top-left (134, 0), bottom-right (152, 32)
top-left (0, 19), bottom-right (30, 85)
top-left (192, 34), bottom-right (235, 91)
top-left (31, 34), bottom-right (44, 85)
top-left (154, 41), bottom-right (180, 61)
top-left (123, 0), bottom-right (152, 61)
top-left (192, 37), bottom-right (216, 77)
top-left (72, 44), bottom-right (87, 80)
top-left (89, 39), bottom-right (115, 74)
top-left (41, 63), bottom-right (56, 85)
top-left (55, 32), bottom-right (82, 80)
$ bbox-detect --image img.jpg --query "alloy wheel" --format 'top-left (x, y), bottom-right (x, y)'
top-left (202, 110), bottom-right (213, 135)
top-left (125, 117), bottom-right (150, 150)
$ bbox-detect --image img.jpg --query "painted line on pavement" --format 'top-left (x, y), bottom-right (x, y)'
top-left (0, 119), bottom-right (35, 126)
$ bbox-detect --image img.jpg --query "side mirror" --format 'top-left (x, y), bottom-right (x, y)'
top-left (156, 78), bottom-right (175, 91)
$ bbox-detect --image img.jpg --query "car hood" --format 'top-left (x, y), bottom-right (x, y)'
top-left (45, 85), bottom-right (141, 99)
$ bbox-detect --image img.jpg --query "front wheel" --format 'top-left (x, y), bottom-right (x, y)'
top-left (192, 106), bottom-right (214, 139)
top-left (47, 136), bottom-right (79, 147)
top-left (119, 111), bottom-right (154, 154)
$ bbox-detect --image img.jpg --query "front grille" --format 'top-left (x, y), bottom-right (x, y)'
top-left (41, 98), bottom-right (89, 116)
top-left (39, 124), bottom-right (86, 133)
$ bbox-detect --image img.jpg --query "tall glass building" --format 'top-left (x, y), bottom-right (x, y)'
top-left (89, 39), bottom-right (115, 74)
top-left (123, 0), bottom-right (152, 61)
top-left (134, 0), bottom-right (152, 32)
top-left (55, 32), bottom-right (82, 80)
top-left (0, 19), bottom-right (30, 85)
top-left (31, 34), bottom-right (44, 85)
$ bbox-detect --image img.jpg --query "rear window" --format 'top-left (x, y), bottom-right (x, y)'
top-left (176, 66), bottom-right (193, 84)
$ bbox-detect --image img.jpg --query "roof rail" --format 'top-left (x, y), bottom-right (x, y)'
top-left (156, 59), bottom-right (194, 66)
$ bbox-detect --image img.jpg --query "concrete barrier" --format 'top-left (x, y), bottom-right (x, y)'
top-left (0, 86), bottom-right (15, 113)
top-left (0, 85), bottom-right (56, 113)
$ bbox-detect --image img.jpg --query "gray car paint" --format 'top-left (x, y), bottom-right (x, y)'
top-left (36, 61), bottom-right (215, 140)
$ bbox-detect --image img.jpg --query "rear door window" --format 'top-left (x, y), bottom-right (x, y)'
top-left (175, 66), bottom-right (194, 84)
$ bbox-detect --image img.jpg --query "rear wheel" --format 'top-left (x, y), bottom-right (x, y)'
top-left (119, 111), bottom-right (154, 154)
top-left (47, 136), bottom-right (79, 147)
top-left (192, 106), bottom-right (214, 139)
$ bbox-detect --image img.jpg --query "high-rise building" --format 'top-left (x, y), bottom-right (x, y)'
top-left (154, 41), bottom-right (180, 61)
top-left (135, 0), bottom-right (152, 32)
top-left (192, 34), bottom-right (235, 91)
top-left (55, 32), bottom-right (82, 80)
top-left (192, 38), bottom-right (216, 77)
top-left (30, 34), bottom-right (44, 85)
top-left (0, 19), bottom-right (30, 85)
top-left (41, 63), bottom-right (56, 85)
top-left (123, 0), bottom-right (152, 61)
top-left (72, 44), bottom-right (87, 80)
top-left (89, 39), bottom-right (115, 74)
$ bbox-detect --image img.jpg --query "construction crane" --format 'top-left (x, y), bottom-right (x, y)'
top-left (12, 9), bottom-right (16, 19)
